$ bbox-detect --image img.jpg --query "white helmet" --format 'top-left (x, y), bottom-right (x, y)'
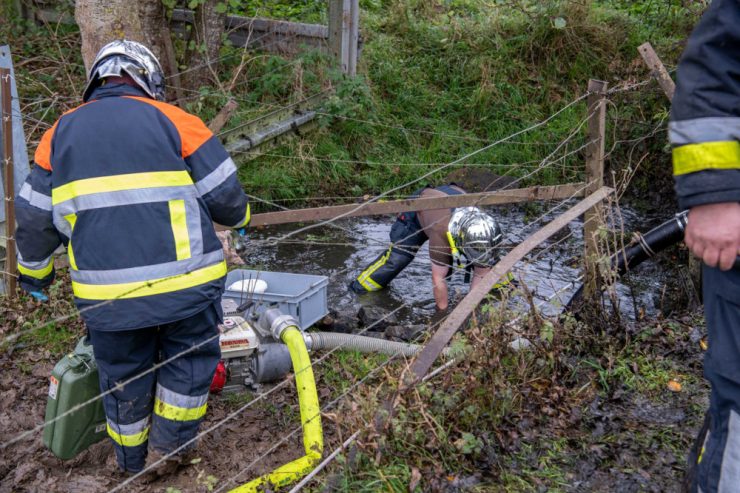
top-left (448, 207), bottom-right (503, 267)
top-left (83, 40), bottom-right (165, 102)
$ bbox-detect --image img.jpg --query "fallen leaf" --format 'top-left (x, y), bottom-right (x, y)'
top-left (667, 380), bottom-right (682, 392)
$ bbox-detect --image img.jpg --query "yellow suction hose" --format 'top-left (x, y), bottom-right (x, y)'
top-left (230, 318), bottom-right (323, 493)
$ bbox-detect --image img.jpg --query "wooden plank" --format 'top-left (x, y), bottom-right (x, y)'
top-left (238, 183), bottom-right (587, 228)
top-left (208, 99), bottom-right (238, 134)
top-left (405, 186), bottom-right (614, 384)
top-left (2, 68), bottom-right (17, 297)
top-left (583, 80), bottom-right (608, 298)
top-left (638, 42), bottom-right (675, 101)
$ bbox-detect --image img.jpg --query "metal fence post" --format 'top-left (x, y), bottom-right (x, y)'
top-left (583, 79), bottom-right (608, 299)
top-left (1, 68), bottom-right (17, 297)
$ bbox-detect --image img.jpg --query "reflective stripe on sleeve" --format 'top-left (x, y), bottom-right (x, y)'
top-left (168, 199), bottom-right (191, 260)
top-left (673, 141), bottom-right (740, 176)
top-left (231, 203), bottom-right (251, 229)
top-left (154, 384), bottom-right (208, 422)
top-left (52, 171), bottom-right (194, 205)
top-left (71, 260), bottom-right (226, 300)
top-left (18, 182), bottom-right (52, 211)
top-left (669, 117), bottom-right (740, 146)
top-left (17, 255), bottom-right (53, 279)
top-left (64, 213), bottom-right (78, 270)
top-left (107, 416), bottom-right (150, 447)
top-left (194, 157), bottom-right (237, 197)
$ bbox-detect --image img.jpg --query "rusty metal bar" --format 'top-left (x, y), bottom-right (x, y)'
top-left (404, 186), bottom-right (614, 384)
top-left (1, 68), bottom-right (17, 297)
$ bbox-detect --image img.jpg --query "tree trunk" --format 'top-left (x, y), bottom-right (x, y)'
top-left (183, 0), bottom-right (226, 90)
top-left (74, 0), bottom-right (183, 102)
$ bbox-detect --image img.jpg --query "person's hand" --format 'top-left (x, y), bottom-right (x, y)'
top-left (685, 202), bottom-right (740, 271)
top-left (29, 291), bottom-right (48, 302)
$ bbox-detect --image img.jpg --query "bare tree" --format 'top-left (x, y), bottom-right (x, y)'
top-left (75, 0), bottom-right (183, 102)
top-left (183, 0), bottom-right (226, 90)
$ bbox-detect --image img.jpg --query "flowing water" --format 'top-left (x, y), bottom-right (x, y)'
top-left (239, 201), bottom-right (679, 328)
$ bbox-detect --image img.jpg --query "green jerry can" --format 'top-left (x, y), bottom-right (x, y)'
top-left (42, 336), bottom-right (107, 459)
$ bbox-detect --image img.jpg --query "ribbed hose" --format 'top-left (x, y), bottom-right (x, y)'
top-left (308, 331), bottom-right (452, 358)
top-left (230, 326), bottom-right (323, 492)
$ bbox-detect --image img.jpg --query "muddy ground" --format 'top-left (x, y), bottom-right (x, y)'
top-left (0, 344), bottom-right (340, 493)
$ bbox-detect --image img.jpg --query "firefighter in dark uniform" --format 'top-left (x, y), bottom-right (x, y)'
top-left (350, 184), bottom-right (506, 311)
top-left (669, 3), bottom-right (740, 491)
top-left (15, 41), bottom-right (250, 474)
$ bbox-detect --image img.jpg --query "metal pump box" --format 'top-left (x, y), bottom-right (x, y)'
top-left (223, 269), bottom-right (329, 329)
top-left (43, 337), bottom-right (107, 459)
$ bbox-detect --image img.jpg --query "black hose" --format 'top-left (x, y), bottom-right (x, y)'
top-left (564, 210), bottom-right (740, 311)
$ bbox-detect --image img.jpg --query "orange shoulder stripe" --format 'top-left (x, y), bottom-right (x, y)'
top-left (125, 96), bottom-right (213, 158)
top-left (34, 121), bottom-right (59, 171)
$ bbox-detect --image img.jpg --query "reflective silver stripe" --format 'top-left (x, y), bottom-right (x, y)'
top-left (185, 197), bottom-right (203, 257)
top-left (54, 186), bottom-right (199, 216)
top-left (155, 383), bottom-right (208, 409)
top-left (53, 213), bottom-right (71, 239)
top-left (70, 250), bottom-right (223, 284)
top-left (17, 253), bottom-right (53, 271)
top-left (106, 415), bottom-right (150, 436)
top-left (669, 117), bottom-right (740, 145)
top-left (195, 158), bottom-right (237, 197)
top-left (18, 182), bottom-right (52, 211)
top-left (719, 410), bottom-right (740, 492)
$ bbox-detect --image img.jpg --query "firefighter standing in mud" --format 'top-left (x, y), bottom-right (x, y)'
top-left (14, 40), bottom-right (250, 475)
top-left (669, 2), bottom-right (740, 491)
top-left (349, 184), bottom-right (507, 311)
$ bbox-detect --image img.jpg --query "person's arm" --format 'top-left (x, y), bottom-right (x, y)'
top-left (431, 263), bottom-right (449, 311)
top-left (669, 0), bottom-right (740, 270)
top-left (470, 265), bottom-right (491, 290)
top-left (15, 143), bottom-right (62, 295)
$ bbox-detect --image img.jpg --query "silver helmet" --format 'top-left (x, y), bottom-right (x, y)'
top-left (448, 207), bottom-right (503, 267)
top-left (82, 40), bottom-right (165, 102)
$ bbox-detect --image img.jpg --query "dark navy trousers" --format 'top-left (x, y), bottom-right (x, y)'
top-left (696, 266), bottom-right (740, 492)
top-left (89, 301), bottom-right (222, 472)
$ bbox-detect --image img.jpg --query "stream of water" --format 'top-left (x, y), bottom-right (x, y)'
top-left (239, 201), bottom-right (678, 328)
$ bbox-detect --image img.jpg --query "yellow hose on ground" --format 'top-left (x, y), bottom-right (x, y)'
top-left (230, 326), bottom-right (323, 492)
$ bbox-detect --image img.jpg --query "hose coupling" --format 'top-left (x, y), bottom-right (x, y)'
top-left (302, 333), bottom-right (314, 351)
top-left (258, 308), bottom-right (300, 340)
top-left (675, 210), bottom-right (688, 232)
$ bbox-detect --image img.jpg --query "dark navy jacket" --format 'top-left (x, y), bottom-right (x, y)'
top-left (15, 84), bottom-right (250, 330)
top-left (670, 0), bottom-right (740, 209)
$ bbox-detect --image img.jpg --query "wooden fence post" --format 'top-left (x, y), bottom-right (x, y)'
top-left (328, 0), bottom-right (359, 76)
top-left (1, 68), bottom-right (17, 297)
top-left (583, 79), bottom-right (608, 299)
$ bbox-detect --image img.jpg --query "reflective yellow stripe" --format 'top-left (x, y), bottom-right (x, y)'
top-left (154, 398), bottom-right (207, 422)
top-left (107, 423), bottom-right (149, 447)
top-left (64, 213), bottom-right (78, 270)
top-left (17, 260), bottom-right (53, 279)
top-left (234, 203), bottom-right (251, 228)
top-left (72, 260), bottom-right (226, 300)
top-left (357, 247), bottom-right (391, 291)
top-left (52, 171), bottom-right (194, 205)
top-left (168, 199), bottom-right (191, 260)
top-left (673, 141), bottom-right (740, 176)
